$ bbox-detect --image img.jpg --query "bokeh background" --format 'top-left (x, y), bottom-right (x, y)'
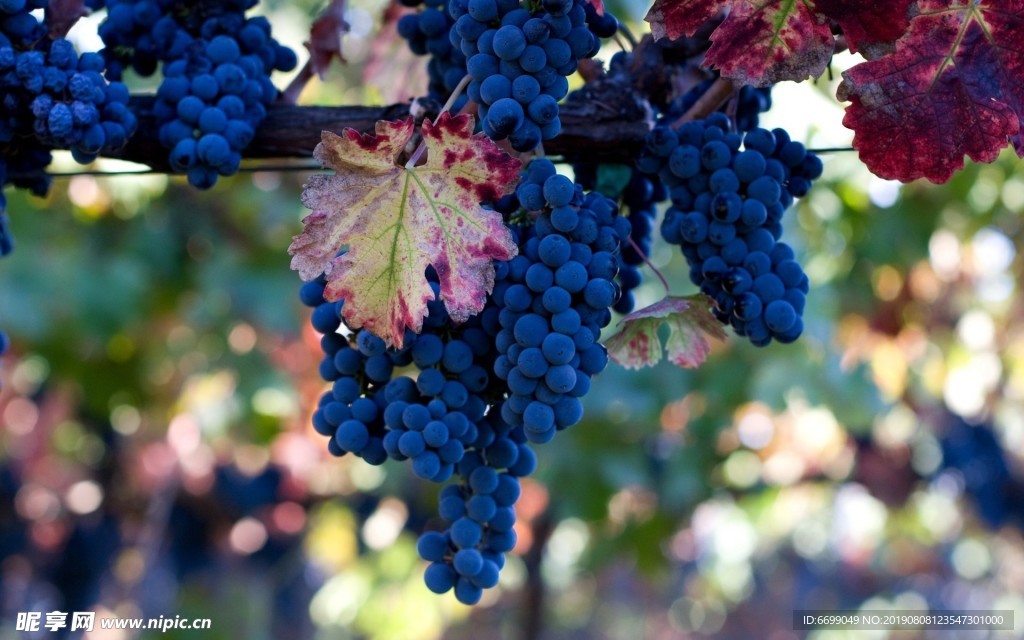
top-left (2, 1), bottom-right (1024, 638)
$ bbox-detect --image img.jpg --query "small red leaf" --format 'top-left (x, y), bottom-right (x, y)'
top-left (815, 0), bottom-right (914, 58)
top-left (306, 0), bottom-right (350, 79)
top-left (645, 0), bottom-right (725, 41)
top-left (838, 0), bottom-right (1024, 183)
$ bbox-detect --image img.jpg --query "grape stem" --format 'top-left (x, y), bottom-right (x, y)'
top-left (405, 74), bottom-right (472, 169)
top-left (281, 63), bottom-right (316, 105)
top-left (628, 235), bottom-right (671, 295)
top-left (612, 33), bottom-right (629, 53)
top-left (617, 22), bottom-right (638, 49)
top-left (669, 77), bottom-right (738, 130)
top-left (725, 86), bottom-right (741, 131)
top-left (808, 146), bottom-right (855, 153)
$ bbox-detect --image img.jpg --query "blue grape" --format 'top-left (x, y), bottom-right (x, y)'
top-left (488, 97), bottom-right (525, 136)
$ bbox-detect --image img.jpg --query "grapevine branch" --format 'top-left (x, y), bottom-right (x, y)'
top-left (89, 84), bottom-right (852, 177)
top-left (108, 95), bottom-right (652, 171)
top-left (671, 76), bottom-right (737, 129)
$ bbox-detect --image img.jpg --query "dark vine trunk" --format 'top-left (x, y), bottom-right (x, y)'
top-left (115, 95), bottom-right (651, 172)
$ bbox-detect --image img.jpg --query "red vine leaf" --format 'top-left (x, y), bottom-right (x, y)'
top-left (838, 0), bottom-right (1024, 184)
top-left (586, 0), bottom-right (605, 15)
top-left (815, 0), bottom-right (914, 58)
top-left (645, 1), bottom-right (833, 86)
top-left (645, 0), bottom-right (725, 42)
top-left (307, 0), bottom-right (350, 78)
top-left (605, 295), bottom-right (726, 370)
top-left (289, 115), bottom-right (520, 348)
top-left (705, 2), bottom-right (834, 87)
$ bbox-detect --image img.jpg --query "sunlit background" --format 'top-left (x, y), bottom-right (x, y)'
top-left (2, 1), bottom-right (1024, 639)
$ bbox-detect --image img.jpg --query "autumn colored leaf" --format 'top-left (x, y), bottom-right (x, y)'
top-left (815, 0), bottom-right (914, 58)
top-left (645, 0), bottom-right (833, 87)
top-left (289, 114), bottom-right (520, 348)
top-left (605, 295), bottom-right (726, 370)
top-left (645, 0), bottom-right (725, 41)
top-left (705, 1), bottom-right (834, 87)
top-left (838, 0), bottom-right (1024, 183)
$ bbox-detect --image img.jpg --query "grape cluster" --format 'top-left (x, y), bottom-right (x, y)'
top-left (639, 114), bottom-right (820, 346)
top-left (937, 415), bottom-right (1024, 530)
top-left (2, 3), bottom-right (135, 161)
top-left (575, 163), bottom-right (666, 314)
top-left (97, 0), bottom-right (297, 188)
top-left (301, 270), bottom-right (497, 476)
top-left (301, 267), bottom-right (533, 604)
top-left (490, 159), bottom-right (620, 442)
top-left (410, 162), bottom-right (627, 602)
top-left (417, 404), bottom-right (535, 604)
top-left (2, 1), bottom-right (133, 247)
top-left (396, 0), bottom-right (468, 107)
top-left (453, 0), bottom-right (598, 151)
top-left (24, 44), bottom-right (138, 164)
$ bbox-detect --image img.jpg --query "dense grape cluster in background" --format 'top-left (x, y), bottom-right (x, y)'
top-left (1, 1), bottom-right (134, 203)
top-left (571, 50), bottom-right (776, 315)
top-left (96, 0), bottom-right (296, 187)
